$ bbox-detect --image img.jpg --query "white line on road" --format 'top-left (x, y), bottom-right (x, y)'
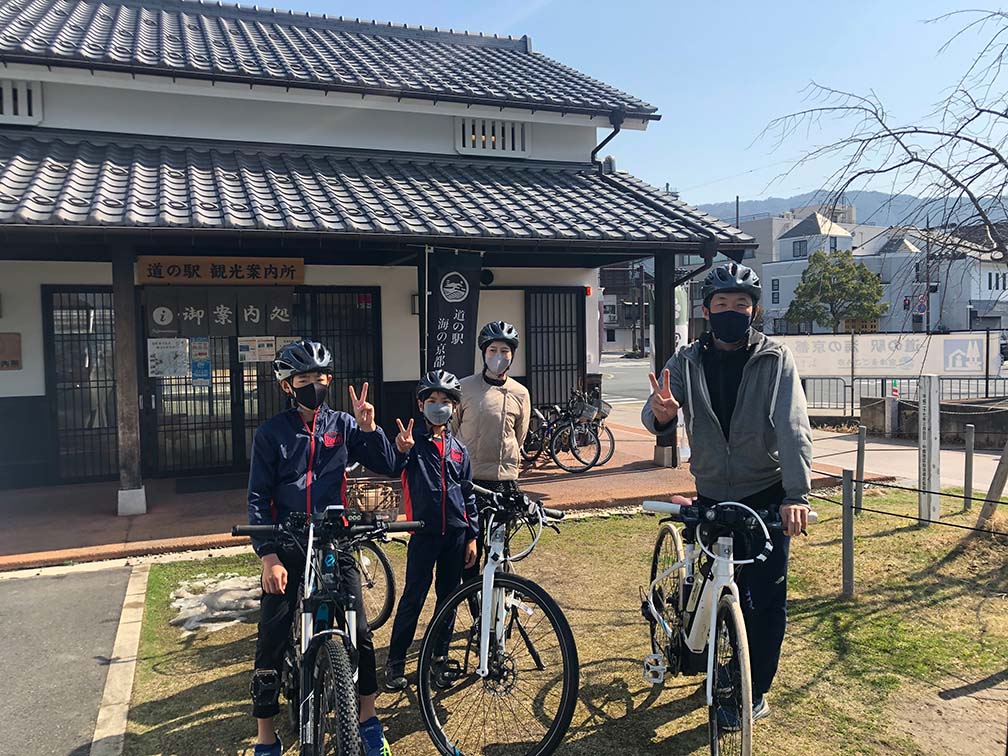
top-left (90, 564), bottom-right (150, 756)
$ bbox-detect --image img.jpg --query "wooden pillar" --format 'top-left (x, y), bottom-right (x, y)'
top-left (112, 247), bottom-right (146, 515)
top-left (652, 252), bottom-right (679, 467)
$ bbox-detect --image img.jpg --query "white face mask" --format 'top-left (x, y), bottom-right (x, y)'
top-left (423, 402), bottom-right (454, 426)
top-left (486, 353), bottom-right (511, 376)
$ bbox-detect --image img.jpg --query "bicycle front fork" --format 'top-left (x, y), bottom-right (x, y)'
top-left (476, 525), bottom-right (508, 677)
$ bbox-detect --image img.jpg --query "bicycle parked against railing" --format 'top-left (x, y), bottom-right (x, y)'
top-left (416, 483), bottom-right (579, 756)
top-left (640, 498), bottom-right (817, 756)
top-left (234, 507), bottom-right (423, 756)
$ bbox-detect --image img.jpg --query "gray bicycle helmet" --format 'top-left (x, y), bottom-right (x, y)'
top-left (701, 263), bottom-right (761, 306)
top-left (273, 339), bottom-right (333, 383)
top-left (416, 369), bottom-right (463, 402)
top-left (478, 320), bottom-right (520, 351)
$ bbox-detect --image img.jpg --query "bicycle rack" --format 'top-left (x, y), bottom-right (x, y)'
top-left (643, 653), bottom-right (667, 685)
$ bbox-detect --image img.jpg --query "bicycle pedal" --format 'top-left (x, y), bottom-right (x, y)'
top-left (643, 653), bottom-right (666, 685)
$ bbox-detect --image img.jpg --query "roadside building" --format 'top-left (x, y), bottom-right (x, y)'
top-left (0, 0), bottom-right (753, 506)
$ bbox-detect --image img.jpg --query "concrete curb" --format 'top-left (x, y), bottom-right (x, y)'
top-left (89, 564), bottom-right (150, 756)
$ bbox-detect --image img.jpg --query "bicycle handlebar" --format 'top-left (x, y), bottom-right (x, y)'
top-left (467, 483), bottom-right (564, 520)
top-left (542, 507), bottom-right (565, 520)
top-left (232, 519), bottom-right (425, 539)
top-left (642, 500), bottom-right (819, 527)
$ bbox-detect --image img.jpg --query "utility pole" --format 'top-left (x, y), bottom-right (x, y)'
top-left (641, 259), bottom-right (648, 354)
top-left (736, 195), bottom-right (740, 228)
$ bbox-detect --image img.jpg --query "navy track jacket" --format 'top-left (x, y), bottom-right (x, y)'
top-left (247, 404), bottom-right (397, 557)
top-left (395, 429), bottom-right (478, 540)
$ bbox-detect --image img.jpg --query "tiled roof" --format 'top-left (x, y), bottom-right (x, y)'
top-left (0, 130), bottom-right (752, 248)
top-left (778, 211), bottom-right (852, 240)
top-left (0, 0), bottom-right (658, 119)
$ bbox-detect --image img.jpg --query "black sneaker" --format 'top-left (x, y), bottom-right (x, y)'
top-left (752, 695), bottom-right (771, 722)
top-left (433, 658), bottom-right (463, 690)
top-left (383, 667), bottom-right (407, 693)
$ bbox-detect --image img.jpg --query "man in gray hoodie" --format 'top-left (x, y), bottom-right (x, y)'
top-left (642, 262), bottom-right (813, 723)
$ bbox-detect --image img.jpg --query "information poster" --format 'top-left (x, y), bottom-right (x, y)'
top-left (238, 336), bottom-right (277, 363)
top-left (147, 338), bottom-right (190, 377)
top-left (190, 336), bottom-right (211, 387)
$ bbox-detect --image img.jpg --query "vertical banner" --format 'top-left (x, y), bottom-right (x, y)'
top-left (190, 336), bottom-right (211, 387)
top-left (674, 285), bottom-right (689, 351)
top-left (208, 290), bottom-right (237, 336)
top-left (267, 288), bottom-right (294, 336)
top-left (237, 291), bottom-right (267, 336)
top-left (425, 250), bottom-right (482, 377)
top-left (177, 289), bottom-right (210, 337)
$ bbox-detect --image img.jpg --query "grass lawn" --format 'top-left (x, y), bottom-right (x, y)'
top-left (124, 489), bottom-right (1008, 756)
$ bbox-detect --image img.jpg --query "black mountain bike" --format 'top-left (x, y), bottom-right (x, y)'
top-left (234, 507), bottom-right (422, 756)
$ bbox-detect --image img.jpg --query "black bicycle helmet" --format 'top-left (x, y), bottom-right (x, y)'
top-left (416, 369), bottom-right (463, 403)
top-left (701, 263), bottom-right (761, 306)
top-left (273, 339), bottom-right (333, 383)
top-left (478, 320), bottom-right (520, 351)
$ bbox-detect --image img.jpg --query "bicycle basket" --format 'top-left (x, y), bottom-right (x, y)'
top-left (571, 400), bottom-right (598, 423)
top-left (592, 398), bottom-right (612, 420)
top-left (344, 476), bottom-right (402, 521)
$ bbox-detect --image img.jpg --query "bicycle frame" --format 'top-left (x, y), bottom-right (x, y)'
top-left (645, 535), bottom-right (737, 707)
top-left (475, 505), bottom-right (546, 676)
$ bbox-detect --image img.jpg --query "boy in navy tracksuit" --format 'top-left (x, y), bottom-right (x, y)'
top-left (384, 370), bottom-right (479, 692)
top-left (248, 339), bottom-right (395, 756)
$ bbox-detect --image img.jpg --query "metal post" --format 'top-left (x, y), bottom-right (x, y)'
top-left (918, 374), bottom-right (941, 523)
top-left (850, 331), bottom-right (856, 417)
top-left (925, 212), bottom-right (931, 334)
top-left (855, 425), bottom-right (866, 514)
top-left (964, 424), bottom-right (975, 512)
top-left (842, 468), bottom-right (855, 598)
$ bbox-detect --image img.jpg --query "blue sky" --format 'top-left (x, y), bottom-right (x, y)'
top-left (286, 1), bottom-right (986, 205)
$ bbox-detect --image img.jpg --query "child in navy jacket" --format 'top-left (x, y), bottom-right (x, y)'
top-left (384, 370), bottom-right (478, 692)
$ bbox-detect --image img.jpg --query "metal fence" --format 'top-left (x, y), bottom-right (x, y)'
top-left (804, 375), bottom-right (1008, 414)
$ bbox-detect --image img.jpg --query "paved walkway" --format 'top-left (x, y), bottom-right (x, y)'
top-left (0, 566), bottom-right (131, 754)
top-left (0, 418), bottom-right (885, 570)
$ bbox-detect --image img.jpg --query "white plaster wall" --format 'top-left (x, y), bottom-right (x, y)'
top-left (304, 264), bottom-right (418, 383)
top-left (0, 261), bottom-right (112, 397)
top-left (41, 82), bottom-right (598, 163)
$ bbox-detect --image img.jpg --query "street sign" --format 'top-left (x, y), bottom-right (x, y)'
top-left (916, 293), bottom-right (928, 314)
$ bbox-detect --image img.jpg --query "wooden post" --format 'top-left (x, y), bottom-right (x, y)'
top-left (964, 424), bottom-right (974, 512)
top-left (855, 425), bottom-right (866, 515)
top-left (652, 252), bottom-right (678, 468)
top-left (977, 435), bottom-right (1008, 529)
top-left (112, 247), bottom-right (146, 515)
top-left (842, 468), bottom-right (855, 598)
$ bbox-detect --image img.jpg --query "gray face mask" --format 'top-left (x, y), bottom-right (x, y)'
top-left (423, 402), bottom-right (454, 427)
top-left (486, 353), bottom-right (511, 377)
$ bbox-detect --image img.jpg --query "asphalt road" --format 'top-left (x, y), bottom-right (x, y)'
top-left (599, 354), bottom-right (653, 403)
top-left (0, 567), bottom-right (131, 756)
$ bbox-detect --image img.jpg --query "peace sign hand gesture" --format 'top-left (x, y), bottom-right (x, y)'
top-left (648, 368), bottom-right (680, 425)
top-left (349, 383), bottom-right (376, 433)
top-left (395, 418), bottom-right (415, 454)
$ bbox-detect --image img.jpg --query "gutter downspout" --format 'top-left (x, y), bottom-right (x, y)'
top-left (591, 107), bottom-right (626, 175)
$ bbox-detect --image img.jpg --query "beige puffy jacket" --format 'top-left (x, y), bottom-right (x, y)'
top-left (453, 373), bottom-right (531, 481)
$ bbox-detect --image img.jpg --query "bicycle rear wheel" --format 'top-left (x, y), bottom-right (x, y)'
top-left (418, 573), bottom-right (579, 756)
top-left (709, 594), bottom-right (752, 756)
top-left (648, 523), bottom-right (685, 672)
top-left (549, 422), bottom-right (600, 473)
top-left (313, 638), bottom-right (362, 756)
top-left (356, 540), bottom-right (396, 631)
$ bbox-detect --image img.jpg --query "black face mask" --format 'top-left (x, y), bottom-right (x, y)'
top-left (709, 310), bottom-right (751, 344)
top-left (292, 382), bottom-right (329, 411)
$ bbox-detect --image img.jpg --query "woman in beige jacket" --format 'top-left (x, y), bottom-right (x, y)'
top-left (453, 320), bottom-right (531, 577)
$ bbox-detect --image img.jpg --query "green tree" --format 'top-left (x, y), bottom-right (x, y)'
top-left (786, 249), bottom-right (887, 333)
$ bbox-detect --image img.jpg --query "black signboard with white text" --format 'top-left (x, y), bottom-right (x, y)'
top-left (424, 250), bottom-right (482, 378)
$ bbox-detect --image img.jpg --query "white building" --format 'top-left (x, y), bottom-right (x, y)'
top-left (0, 0), bottom-right (753, 499)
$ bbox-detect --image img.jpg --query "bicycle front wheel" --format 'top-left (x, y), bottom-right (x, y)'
top-left (417, 573), bottom-right (579, 756)
top-left (313, 638), bottom-right (362, 756)
top-left (356, 540), bottom-right (396, 632)
top-left (595, 421), bottom-right (616, 466)
top-left (709, 594), bottom-right (752, 756)
top-left (549, 422), bottom-right (600, 473)
top-left (649, 523), bottom-right (685, 670)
